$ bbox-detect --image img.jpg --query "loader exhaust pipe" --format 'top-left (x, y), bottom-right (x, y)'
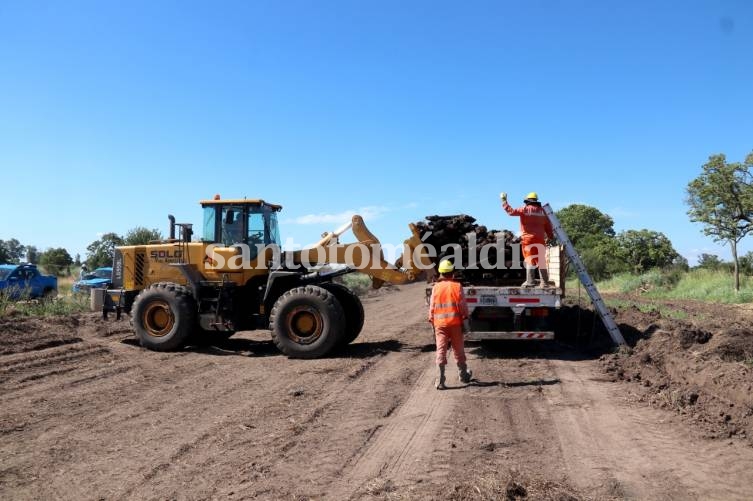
top-left (168, 214), bottom-right (176, 240)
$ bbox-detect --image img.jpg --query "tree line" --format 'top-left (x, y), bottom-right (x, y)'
top-left (555, 204), bottom-right (685, 281)
top-left (556, 149), bottom-right (753, 291)
top-left (0, 227), bottom-right (162, 276)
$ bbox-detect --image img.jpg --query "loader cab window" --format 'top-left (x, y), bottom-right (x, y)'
top-left (221, 206), bottom-right (245, 246)
top-left (202, 206), bottom-right (216, 242)
top-left (247, 211), bottom-right (265, 246)
top-left (267, 210), bottom-right (281, 246)
top-left (203, 203), bottom-right (281, 248)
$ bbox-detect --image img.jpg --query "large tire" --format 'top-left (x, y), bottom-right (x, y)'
top-left (321, 283), bottom-right (364, 346)
top-left (269, 285), bottom-right (345, 358)
top-left (131, 282), bottom-right (196, 351)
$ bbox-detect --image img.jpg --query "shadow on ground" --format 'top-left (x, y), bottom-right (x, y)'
top-left (122, 337), bottom-right (407, 359)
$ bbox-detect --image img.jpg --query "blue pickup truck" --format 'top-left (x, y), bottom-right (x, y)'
top-left (72, 266), bottom-right (113, 294)
top-left (0, 263), bottom-right (58, 300)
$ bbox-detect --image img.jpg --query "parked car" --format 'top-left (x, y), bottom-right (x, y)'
top-left (0, 263), bottom-right (58, 300)
top-left (72, 267), bottom-right (113, 293)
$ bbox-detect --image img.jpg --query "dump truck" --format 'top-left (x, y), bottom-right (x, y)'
top-left (425, 246), bottom-right (567, 340)
top-left (105, 196), bottom-right (431, 358)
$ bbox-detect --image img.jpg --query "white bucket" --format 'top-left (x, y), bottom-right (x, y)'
top-left (90, 288), bottom-right (105, 312)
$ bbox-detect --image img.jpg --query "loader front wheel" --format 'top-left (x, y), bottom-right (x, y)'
top-left (131, 282), bottom-right (196, 351)
top-left (321, 283), bottom-right (364, 346)
top-left (270, 285), bottom-right (345, 358)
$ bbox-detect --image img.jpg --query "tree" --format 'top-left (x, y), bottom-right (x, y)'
top-left (26, 245), bottom-right (39, 264)
top-left (86, 233), bottom-right (124, 268)
top-left (615, 229), bottom-right (680, 273)
top-left (686, 152), bottom-right (753, 291)
top-left (555, 204), bottom-right (615, 247)
top-left (124, 227), bottom-right (163, 246)
top-left (0, 238), bottom-right (26, 263)
top-left (555, 204), bottom-right (626, 279)
top-left (696, 253), bottom-right (724, 270)
top-left (736, 251), bottom-right (753, 276)
top-left (74, 253), bottom-right (81, 267)
top-left (39, 247), bottom-right (73, 276)
top-left (578, 235), bottom-right (630, 280)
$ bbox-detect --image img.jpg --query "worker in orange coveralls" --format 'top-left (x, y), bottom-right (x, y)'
top-left (428, 259), bottom-right (472, 390)
top-left (500, 191), bottom-right (555, 287)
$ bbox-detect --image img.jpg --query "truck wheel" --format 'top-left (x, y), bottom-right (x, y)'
top-left (321, 283), bottom-right (364, 346)
top-left (42, 288), bottom-right (57, 301)
top-left (269, 285), bottom-right (345, 358)
top-left (131, 282), bottom-right (196, 351)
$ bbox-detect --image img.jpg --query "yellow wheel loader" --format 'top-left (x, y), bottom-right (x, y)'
top-left (107, 197), bottom-right (430, 358)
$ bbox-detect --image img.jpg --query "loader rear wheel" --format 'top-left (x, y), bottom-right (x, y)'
top-left (270, 285), bottom-right (345, 358)
top-left (321, 283), bottom-right (364, 346)
top-left (131, 282), bottom-right (196, 351)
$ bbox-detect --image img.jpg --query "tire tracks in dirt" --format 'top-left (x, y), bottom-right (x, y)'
top-left (545, 358), bottom-right (753, 500)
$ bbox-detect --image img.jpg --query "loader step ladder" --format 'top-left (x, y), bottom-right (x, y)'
top-left (543, 204), bottom-right (626, 346)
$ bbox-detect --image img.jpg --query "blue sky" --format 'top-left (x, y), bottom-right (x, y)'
top-left (1, 0), bottom-right (752, 264)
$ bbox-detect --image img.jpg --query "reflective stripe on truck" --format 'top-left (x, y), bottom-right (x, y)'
top-left (465, 331), bottom-right (554, 341)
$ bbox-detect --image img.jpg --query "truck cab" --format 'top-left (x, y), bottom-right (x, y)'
top-left (0, 264), bottom-right (58, 300)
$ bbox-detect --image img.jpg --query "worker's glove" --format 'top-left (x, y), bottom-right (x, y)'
top-left (499, 192), bottom-right (507, 202)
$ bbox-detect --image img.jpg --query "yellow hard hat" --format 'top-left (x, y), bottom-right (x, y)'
top-left (438, 259), bottom-right (454, 273)
top-left (525, 192), bottom-right (539, 202)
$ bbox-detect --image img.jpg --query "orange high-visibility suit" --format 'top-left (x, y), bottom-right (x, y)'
top-left (428, 279), bottom-right (469, 365)
top-left (503, 201), bottom-right (554, 267)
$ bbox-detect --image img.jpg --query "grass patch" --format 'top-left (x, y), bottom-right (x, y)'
top-left (57, 275), bottom-right (76, 296)
top-left (0, 294), bottom-right (89, 318)
top-left (604, 297), bottom-right (688, 320)
top-left (589, 268), bottom-right (753, 304)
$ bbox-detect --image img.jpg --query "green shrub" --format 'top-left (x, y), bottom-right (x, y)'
top-left (337, 273), bottom-right (372, 296)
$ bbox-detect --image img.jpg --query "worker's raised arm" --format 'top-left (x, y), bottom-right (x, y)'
top-left (502, 200), bottom-right (524, 216)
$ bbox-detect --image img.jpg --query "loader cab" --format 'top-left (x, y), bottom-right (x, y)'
top-left (201, 198), bottom-right (282, 248)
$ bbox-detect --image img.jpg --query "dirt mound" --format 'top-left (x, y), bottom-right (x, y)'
top-left (713, 328), bottom-right (753, 362)
top-left (362, 470), bottom-right (589, 501)
top-left (0, 315), bottom-right (82, 355)
top-left (601, 300), bottom-right (753, 445)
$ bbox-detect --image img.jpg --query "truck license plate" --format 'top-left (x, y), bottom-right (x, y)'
top-left (480, 295), bottom-right (496, 305)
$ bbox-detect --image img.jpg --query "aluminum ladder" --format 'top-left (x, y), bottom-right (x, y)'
top-left (543, 204), bottom-right (626, 346)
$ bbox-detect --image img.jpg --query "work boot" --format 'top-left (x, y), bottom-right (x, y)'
top-left (436, 365), bottom-right (447, 390)
top-left (539, 268), bottom-right (555, 287)
top-left (521, 266), bottom-right (537, 287)
top-left (458, 363), bottom-right (473, 384)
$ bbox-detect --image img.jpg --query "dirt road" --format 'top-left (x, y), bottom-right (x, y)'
top-left (2, 283), bottom-right (753, 500)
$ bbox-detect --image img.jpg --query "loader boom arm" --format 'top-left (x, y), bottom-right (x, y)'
top-left (290, 215), bottom-right (432, 288)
